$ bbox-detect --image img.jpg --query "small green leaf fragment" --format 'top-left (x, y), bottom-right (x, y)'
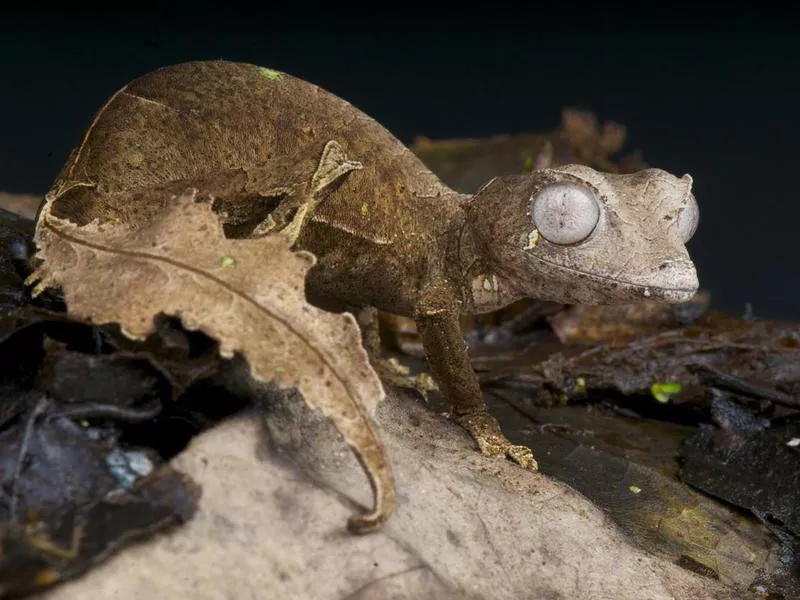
top-left (219, 256), bottom-right (236, 268)
top-left (650, 381), bottom-right (683, 403)
top-left (629, 485), bottom-right (642, 494)
top-left (360, 202), bottom-right (369, 216)
top-left (256, 67), bottom-right (283, 81)
top-left (522, 155), bottom-right (535, 172)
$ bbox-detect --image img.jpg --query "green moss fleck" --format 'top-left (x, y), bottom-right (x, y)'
top-left (650, 381), bottom-right (683, 404)
top-left (256, 67), bottom-right (283, 81)
top-left (629, 485), bottom-right (642, 494)
top-left (361, 202), bottom-right (369, 216)
top-left (219, 256), bottom-right (236, 268)
top-left (522, 155), bottom-right (535, 172)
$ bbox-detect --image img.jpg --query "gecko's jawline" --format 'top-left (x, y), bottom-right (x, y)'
top-left (528, 255), bottom-right (698, 303)
top-left (593, 277), bottom-right (698, 304)
top-left (631, 285), bottom-right (698, 304)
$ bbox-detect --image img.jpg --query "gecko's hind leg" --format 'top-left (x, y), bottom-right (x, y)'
top-left (250, 190), bottom-right (306, 240)
top-left (355, 306), bottom-right (437, 400)
top-left (277, 201), bottom-right (315, 244)
top-left (270, 140), bottom-right (364, 244)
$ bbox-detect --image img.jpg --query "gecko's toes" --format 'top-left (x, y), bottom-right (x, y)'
top-left (461, 414), bottom-right (539, 471)
top-left (373, 358), bottom-right (438, 400)
top-left (473, 431), bottom-right (539, 471)
top-left (506, 444), bottom-right (539, 471)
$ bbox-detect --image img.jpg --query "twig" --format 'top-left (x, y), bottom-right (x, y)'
top-left (9, 397), bottom-right (49, 521)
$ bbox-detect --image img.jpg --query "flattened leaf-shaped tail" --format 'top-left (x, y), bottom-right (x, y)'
top-left (31, 189), bottom-right (395, 532)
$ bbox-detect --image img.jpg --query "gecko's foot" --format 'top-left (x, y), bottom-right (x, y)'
top-left (251, 199), bottom-right (315, 244)
top-left (251, 214), bottom-right (278, 237)
top-left (279, 202), bottom-right (314, 244)
top-left (373, 357), bottom-right (438, 401)
top-left (456, 411), bottom-right (539, 471)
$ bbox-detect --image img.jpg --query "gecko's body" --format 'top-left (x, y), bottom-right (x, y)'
top-left (46, 60), bottom-right (699, 468)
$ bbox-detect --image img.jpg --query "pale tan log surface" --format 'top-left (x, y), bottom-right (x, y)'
top-left (39, 387), bottom-right (738, 600)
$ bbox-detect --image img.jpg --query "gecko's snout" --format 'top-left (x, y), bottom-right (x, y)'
top-left (655, 286), bottom-right (699, 304)
top-left (644, 259), bottom-right (699, 303)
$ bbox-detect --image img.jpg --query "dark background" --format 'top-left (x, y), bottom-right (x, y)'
top-left (3, 3), bottom-right (798, 319)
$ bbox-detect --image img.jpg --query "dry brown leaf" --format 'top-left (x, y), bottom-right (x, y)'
top-left (561, 109), bottom-right (628, 170)
top-left (548, 292), bottom-right (712, 344)
top-left (30, 188), bottom-right (394, 532)
top-left (0, 191), bottom-right (42, 220)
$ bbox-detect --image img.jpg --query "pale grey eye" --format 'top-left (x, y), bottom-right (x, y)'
top-left (531, 182), bottom-right (600, 245)
top-left (677, 194), bottom-right (699, 243)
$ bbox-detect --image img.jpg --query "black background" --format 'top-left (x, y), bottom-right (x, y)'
top-left (3, 3), bottom-right (799, 319)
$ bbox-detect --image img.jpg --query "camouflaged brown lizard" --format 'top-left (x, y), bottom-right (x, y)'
top-left (42, 60), bottom-right (699, 471)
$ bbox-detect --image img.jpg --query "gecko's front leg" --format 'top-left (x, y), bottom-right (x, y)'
top-left (414, 282), bottom-right (538, 470)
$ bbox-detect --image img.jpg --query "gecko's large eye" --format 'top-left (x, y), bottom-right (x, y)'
top-left (676, 193), bottom-right (699, 243)
top-left (531, 182), bottom-right (599, 245)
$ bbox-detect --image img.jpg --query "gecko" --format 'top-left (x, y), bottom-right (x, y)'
top-left (41, 60), bottom-right (699, 472)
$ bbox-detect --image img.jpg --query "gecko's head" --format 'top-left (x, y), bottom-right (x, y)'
top-left (466, 165), bottom-right (699, 305)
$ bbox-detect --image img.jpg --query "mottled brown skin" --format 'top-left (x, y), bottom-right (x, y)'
top-left (50, 62), bottom-right (464, 316)
top-left (46, 60), bottom-right (699, 471)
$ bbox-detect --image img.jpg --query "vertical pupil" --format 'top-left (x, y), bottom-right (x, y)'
top-left (557, 196), bottom-right (568, 229)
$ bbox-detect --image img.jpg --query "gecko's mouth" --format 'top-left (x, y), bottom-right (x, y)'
top-left (629, 283), bottom-right (698, 303)
top-left (527, 254), bottom-right (699, 304)
top-left (590, 274), bottom-right (698, 303)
